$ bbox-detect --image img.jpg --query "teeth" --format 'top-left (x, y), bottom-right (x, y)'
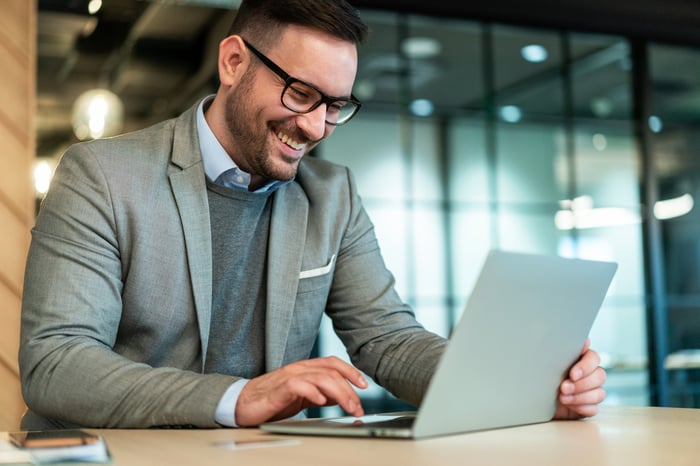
top-left (277, 131), bottom-right (304, 150)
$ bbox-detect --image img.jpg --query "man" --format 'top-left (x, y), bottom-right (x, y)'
top-left (19, 0), bottom-right (605, 429)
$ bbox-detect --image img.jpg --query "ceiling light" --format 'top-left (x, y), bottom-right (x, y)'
top-left (401, 37), bottom-right (442, 59)
top-left (71, 89), bottom-right (124, 141)
top-left (555, 206), bottom-right (640, 230)
top-left (410, 99), bottom-right (434, 117)
top-left (353, 80), bottom-right (376, 101)
top-left (591, 97), bottom-right (613, 118)
top-left (33, 159), bottom-right (55, 197)
top-left (520, 44), bottom-right (548, 63)
top-left (592, 133), bottom-right (607, 151)
top-left (648, 115), bottom-right (663, 133)
top-left (88, 0), bottom-right (102, 15)
top-left (654, 193), bottom-right (694, 220)
top-left (499, 105), bottom-right (522, 123)
top-left (555, 195), bottom-right (641, 230)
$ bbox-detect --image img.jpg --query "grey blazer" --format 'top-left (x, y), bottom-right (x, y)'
top-left (19, 102), bottom-right (446, 428)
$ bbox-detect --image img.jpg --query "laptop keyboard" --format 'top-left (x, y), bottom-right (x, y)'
top-left (354, 415), bottom-right (416, 429)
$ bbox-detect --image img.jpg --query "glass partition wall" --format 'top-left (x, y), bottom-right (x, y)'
top-left (315, 11), bottom-right (650, 415)
top-left (648, 44), bottom-right (700, 407)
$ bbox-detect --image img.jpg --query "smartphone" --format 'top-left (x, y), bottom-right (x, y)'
top-left (9, 429), bottom-right (100, 449)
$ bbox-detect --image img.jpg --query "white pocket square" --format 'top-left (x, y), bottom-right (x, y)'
top-left (299, 254), bottom-right (336, 279)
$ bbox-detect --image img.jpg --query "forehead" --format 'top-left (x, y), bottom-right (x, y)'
top-left (267, 25), bottom-right (358, 97)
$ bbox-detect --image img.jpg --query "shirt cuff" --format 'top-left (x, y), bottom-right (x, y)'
top-left (214, 379), bottom-right (249, 427)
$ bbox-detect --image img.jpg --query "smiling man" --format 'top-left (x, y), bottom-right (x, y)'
top-left (19, 0), bottom-right (606, 429)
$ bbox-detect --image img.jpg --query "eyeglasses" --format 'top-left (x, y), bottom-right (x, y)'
top-left (243, 39), bottom-right (361, 126)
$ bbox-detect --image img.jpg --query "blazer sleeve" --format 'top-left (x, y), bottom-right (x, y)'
top-left (19, 140), bottom-right (233, 428)
top-left (322, 167), bottom-right (448, 407)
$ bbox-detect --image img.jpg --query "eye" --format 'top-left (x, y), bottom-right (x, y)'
top-left (328, 101), bottom-right (349, 113)
top-left (287, 82), bottom-right (316, 102)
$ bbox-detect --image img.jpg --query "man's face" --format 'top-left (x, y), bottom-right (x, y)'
top-left (224, 25), bottom-right (358, 186)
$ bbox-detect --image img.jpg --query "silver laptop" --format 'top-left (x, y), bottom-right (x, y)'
top-left (261, 250), bottom-right (617, 440)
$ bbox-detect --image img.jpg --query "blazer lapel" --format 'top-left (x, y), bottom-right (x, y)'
top-left (169, 105), bottom-right (213, 369)
top-left (266, 182), bottom-right (308, 370)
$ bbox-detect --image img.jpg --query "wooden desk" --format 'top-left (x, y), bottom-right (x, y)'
top-left (93, 406), bottom-right (698, 465)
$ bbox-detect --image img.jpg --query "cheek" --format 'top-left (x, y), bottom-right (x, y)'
top-left (255, 85), bottom-right (289, 117)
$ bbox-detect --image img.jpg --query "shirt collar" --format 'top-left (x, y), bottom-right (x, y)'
top-left (196, 95), bottom-right (291, 193)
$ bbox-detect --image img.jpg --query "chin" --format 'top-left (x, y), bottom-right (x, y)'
top-left (272, 159), bottom-right (301, 180)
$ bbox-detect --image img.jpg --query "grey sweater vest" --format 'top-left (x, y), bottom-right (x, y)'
top-left (204, 181), bottom-right (272, 378)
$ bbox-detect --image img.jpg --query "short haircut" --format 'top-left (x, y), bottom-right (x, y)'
top-left (227, 0), bottom-right (368, 50)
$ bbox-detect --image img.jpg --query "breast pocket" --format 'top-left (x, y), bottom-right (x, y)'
top-left (296, 254), bottom-right (335, 294)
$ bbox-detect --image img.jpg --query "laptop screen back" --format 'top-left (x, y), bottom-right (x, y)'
top-left (412, 250), bottom-right (617, 438)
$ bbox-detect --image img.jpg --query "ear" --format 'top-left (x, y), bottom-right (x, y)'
top-left (218, 35), bottom-right (250, 87)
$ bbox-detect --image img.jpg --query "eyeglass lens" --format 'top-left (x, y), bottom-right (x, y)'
top-left (282, 81), bottom-right (357, 125)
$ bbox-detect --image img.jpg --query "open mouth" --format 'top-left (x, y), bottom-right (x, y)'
top-left (277, 131), bottom-right (305, 151)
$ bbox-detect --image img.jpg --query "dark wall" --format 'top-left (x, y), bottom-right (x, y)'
top-left (353, 0), bottom-right (700, 46)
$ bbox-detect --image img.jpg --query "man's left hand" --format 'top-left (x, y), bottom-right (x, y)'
top-left (553, 338), bottom-right (607, 420)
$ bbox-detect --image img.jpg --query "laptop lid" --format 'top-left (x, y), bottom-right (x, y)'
top-left (261, 250), bottom-right (617, 439)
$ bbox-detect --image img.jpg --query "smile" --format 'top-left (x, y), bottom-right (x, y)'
top-left (277, 131), bottom-right (305, 151)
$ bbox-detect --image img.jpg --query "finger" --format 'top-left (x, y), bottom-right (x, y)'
top-left (303, 366), bottom-right (365, 417)
top-left (554, 400), bottom-right (601, 420)
top-left (559, 365), bottom-right (606, 408)
top-left (305, 356), bottom-right (369, 389)
top-left (292, 357), bottom-right (368, 413)
top-left (561, 366), bottom-right (606, 395)
top-left (559, 386), bottom-right (606, 412)
top-left (274, 364), bottom-right (360, 406)
top-left (570, 404), bottom-right (600, 418)
top-left (569, 347), bottom-right (601, 382)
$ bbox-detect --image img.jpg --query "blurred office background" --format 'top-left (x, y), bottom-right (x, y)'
top-left (3, 0), bottom-right (700, 427)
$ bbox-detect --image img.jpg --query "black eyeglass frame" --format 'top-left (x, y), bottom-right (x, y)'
top-left (242, 39), bottom-right (362, 126)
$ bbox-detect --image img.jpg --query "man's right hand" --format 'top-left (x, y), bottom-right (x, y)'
top-left (234, 356), bottom-right (369, 426)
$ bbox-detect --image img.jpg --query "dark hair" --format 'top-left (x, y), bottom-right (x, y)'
top-left (228, 0), bottom-right (368, 50)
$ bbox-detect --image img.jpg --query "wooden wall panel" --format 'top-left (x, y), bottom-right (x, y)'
top-left (0, 203), bottom-right (29, 293)
top-left (0, 26), bottom-right (30, 142)
top-left (0, 0), bottom-right (35, 431)
top-left (0, 0), bottom-right (31, 53)
top-left (0, 364), bottom-right (22, 431)
top-left (0, 283), bottom-right (21, 373)
top-left (0, 281), bottom-right (22, 430)
top-left (0, 124), bottom-right (32, 218)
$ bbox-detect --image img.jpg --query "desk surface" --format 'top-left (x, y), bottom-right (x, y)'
top-left (93, 406), bottom-right (698, 466)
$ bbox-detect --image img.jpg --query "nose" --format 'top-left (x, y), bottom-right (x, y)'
top-left (295, 104), bottom-right (328, 142)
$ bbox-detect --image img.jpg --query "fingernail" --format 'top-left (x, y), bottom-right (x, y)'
top-left (561, 380), bottom-right (574, 394)
top-left (572, 369), bottom-right (583, 381)
top-left (560, 394), bottom-right (574, 403)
